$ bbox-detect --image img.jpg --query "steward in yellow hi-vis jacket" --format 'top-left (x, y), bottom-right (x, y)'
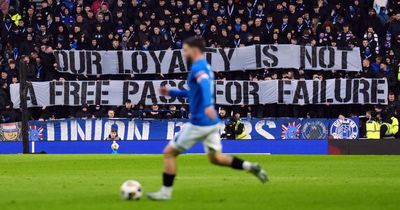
top-left (231, 118), bottom-right (250, 140)
top-left (377, 107), bottom-right (399, 138)
top-left (381, 116), bottom-right (399, 137)
top-left (365, 111), bottom-right (380, 139)
top-left (221, 117), bottom-right (251, 140)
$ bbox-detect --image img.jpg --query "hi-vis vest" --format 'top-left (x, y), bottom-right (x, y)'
top-left (234, 121), bottom-right (250, 139)
top-left (366, 120), bottom-right (380, 139)
top-left (382, 117), bottom-right (399, 136)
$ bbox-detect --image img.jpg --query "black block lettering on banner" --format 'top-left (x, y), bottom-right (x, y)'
top-left (49, 81), bottom-right (55, 105)
top-left (371, 79), bottom-right (377, 103)
top-left (159, 80), bottom-right (177, 103)
top-left (293, 81), bottom-right (310, 104)
top-left (26, 83), bottom-right (38, 106)
top-left (255, 45), bottom-right (261, 68)
top-left (334, 79), bottom-right (352, 103)
top-left (377, 79), bottom-right (386, 104)
top-left (50, 82), bottom-right (64, 105)
top-left (123, 81), bottom-right (139, 103)
top-left (300, 45), bottom-right (317, 68)
top-left (204, 48), bottom-right (217, 67)
top-left (219, 48), bottom-right (235, 71)
top-left (117, 51), bottom-right (126, 73)
top-left (101, 81), bottom-right (110, 105)
top-left (86, 51), bottom-right (102, 75)
top-left (321, 80), bottom-right (329, 103)
top-left (81, 81), bottom-right (96, 105)
top-left (54, 51), bottom-right (69, 72)
top-left (169, 51), bottom-right (186, 73)
top-left (141, 81), bottom-right (157, 104)
top-left (215, 80), bottom-right (224, 102)
top-left (352, 79), bottom-right (359, 103)
top-left (14, 78), bottom-right (386, 107)
top-left (69, 82), bottom-right (81, 105)
top-left (338, 47), bottom-right (352, 69)
top-left (64, 82), bottom-right (70, 105)
top-left (92, 51), bottom-right (102, 74)
top-left (243, 82), bottom-right (259, 105)
top-left (312, 80), bottom-right (319, 103)
top-left (262, 45), bottom-right (278, 67)
top-left (371, 79), bottom-right (386, 104)
top-left (149, 51), bottom-right (166, 74)
top-left (132, 52), bottom-right (148, 73)
top-left (69, 51), bottom-right (86, 74)
top-left (278, 80), bottom-right (292, 104)
top-left (225, 82), bottom-right (242, 104)
top-left (81, 81), bottom-right (88, 104)
top-left (319, 46), bottom-right (335, 68)
top-left (358, 79), bottom-right (370, 103)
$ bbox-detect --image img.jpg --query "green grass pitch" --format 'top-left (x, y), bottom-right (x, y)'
top-left (0, 154), bottom-right (399, 210)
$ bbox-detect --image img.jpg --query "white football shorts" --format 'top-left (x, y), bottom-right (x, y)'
top-left (169, 122), bottom-right (222, 153)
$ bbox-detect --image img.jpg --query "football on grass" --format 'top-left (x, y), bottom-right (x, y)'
top-left (120, 180), bottom-right (143, 200)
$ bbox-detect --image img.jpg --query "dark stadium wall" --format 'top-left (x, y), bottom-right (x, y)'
top-left (328, 140), bottom-right (400, 155)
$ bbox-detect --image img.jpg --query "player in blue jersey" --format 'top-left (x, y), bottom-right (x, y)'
top-left (147, 37), bottom-right (268, 201)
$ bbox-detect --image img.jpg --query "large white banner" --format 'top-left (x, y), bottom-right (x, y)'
top-left (215, 79), bottom-right (387, 105)
top-left (10, 79), bottom-right (387, 108)
top-left (54, 45), bottom-right (362, 75)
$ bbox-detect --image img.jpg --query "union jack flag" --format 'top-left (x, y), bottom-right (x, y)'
top-left (29, 125), bottom-right (44, 141)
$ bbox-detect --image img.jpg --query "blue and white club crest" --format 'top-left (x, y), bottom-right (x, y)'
top-left (301, 121), bottom-right (328, 139)
top-left (330, 118), bottom-right (359, 139)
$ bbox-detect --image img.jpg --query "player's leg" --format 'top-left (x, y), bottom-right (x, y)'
top-left (204, 126), bottom-right (268, 183)
top-left (147, 123), bottom-right (199, 201)
top-left (147, 144), bottom-right (179, 201)
top-left (207, 152), bottom-right (268, 183)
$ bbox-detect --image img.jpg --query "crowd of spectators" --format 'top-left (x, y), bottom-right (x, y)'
top-left (1, 0), bottom-right (400, 123)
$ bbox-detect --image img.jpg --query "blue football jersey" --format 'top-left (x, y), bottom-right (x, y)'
top-left (170, 59), bottom-right (220, 126)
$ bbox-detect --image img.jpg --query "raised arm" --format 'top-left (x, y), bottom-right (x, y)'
top-left (160, 86), bottom-right (189, 98)
top-left (169, 89), bottom-right (189, 98)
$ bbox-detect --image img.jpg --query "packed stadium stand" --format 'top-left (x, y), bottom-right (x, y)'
top-left (0, 0), bottom-right (400, 139)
